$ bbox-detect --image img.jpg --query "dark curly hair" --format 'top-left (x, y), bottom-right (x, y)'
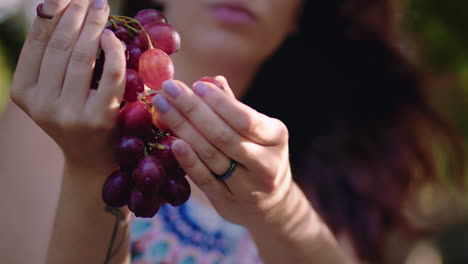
top-left (123, 0), bottom-right (465, 262)
top-left (243, 0), bottom-right (465, 262)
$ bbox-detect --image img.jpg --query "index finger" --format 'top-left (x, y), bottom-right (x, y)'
top-left (11, 0), bottom-right (71, 103)
top-left (192, 80), bottom-right (288, 146)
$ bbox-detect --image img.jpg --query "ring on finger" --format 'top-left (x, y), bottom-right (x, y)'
top-left (36, 3), bottom-right (54, 19)
top-left (213, 160), bottom-right (237, 181)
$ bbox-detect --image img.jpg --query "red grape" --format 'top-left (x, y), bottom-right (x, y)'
top-left (131, 34), bottom-right (149, 51)
top-left (117, 100), bottom-right (153, 138)
top-left (134, 9), bottom-right (168, 27)
top-left (114, 24), bottom-right (133, 44)
top-left (124, 69), bottom-right (144, 102)
top-left (132, 155), bottom-right (167, 194)
top-left (161, 176), bottom-right (191, 207)
top-left (102, 169), bottom-right (132, 208)
top-left (128, 188), bottom-right (164, 218)
top-left (100, 10), bottom-right (193, 216)
top-left (139, 22), bottom-right (181, 55)
top-left (127, 45), bottom-right (143, 72)
top-left (139, 48), bottom-right (175, 90)
top-left (150, 135), bottom-right (178, 171)
top-left (116, 136), bottom-right (145, 170)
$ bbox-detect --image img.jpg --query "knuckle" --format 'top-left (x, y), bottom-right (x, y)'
top-left (87, 15), bottom-right (106, 28)
top-left (245, 191), bottom-right (264, 206)
top-left (60, 117), bottom-right (80, 131)
top-left (49, 31), bottom-right (73, 51)
top-left (32, 108), bottom-right (54, 126)
top-left (88, 118), bottom-right (113, 132)
top-left (67, 1), bottom-right (87, 15)
top-left (170, 117), bottom-right (187, 133)
top-left (181, 100), bottom-right (199, 116)
top-left (197, 145), bottom-right (218, 163)
top-left (196, 175), bottom-right (215, 191)
top-left (71, 48), bottom-right (96, 65)
top-left (211, 130), bottom-right (231, 147)
top-left (27, 25), bottom-right (49, 47)
top-left (57, 110), bottom-right (80, 130)
top-left (9, 88), bottom-right (24, 106)
top-left (106, 64), bottom-right (125, 81)
top-left (259, 175), bottom-right (278, 193)
top-left (44, 0), bottom-right (61, 13)
top-left (273, 118), bottom-right (289, 142)
top-left (237, 113), bottom-right (256, 135)
top-left (180, 156), bottom-right (197, 172)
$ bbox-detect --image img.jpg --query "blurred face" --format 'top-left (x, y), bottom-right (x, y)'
top-left (158, 0), bottom-right (304, 67)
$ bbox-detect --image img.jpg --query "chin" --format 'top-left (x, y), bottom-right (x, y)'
top-left (193, 30), bottom-right (259, 61)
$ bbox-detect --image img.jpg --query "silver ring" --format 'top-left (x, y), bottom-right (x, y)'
top-left (213, 160), bottom-right (237, 181)
top-left (36, 3), bottom-right (54, 19)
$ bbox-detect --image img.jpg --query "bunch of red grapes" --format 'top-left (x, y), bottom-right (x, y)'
top-left (95, 9), bottom-right (192, 218)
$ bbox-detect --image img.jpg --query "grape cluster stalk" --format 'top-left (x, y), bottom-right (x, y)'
top-left (95, 9), bottom-right (192, 218)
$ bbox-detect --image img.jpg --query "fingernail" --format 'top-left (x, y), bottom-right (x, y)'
top-left (198, 76), bottom-right (223, 89)
top-left (103, 28), bottom-right (113, 35)
top-left (172, 140), bottom-right (186, 155)
top-left (163, 80), bottom-right (181, 98)
top-left (153, 94), bottom-right (170, 113)
top-left (94, 0), bottom-right (106, 9)
top-left (193, 82), bottom-right (208, 96)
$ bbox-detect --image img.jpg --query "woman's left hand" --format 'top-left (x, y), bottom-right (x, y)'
top-left (152, 76), bottom-right (293, 229)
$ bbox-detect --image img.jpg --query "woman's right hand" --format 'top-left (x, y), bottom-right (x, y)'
top-left (10, 0), bottom-right (126, 172)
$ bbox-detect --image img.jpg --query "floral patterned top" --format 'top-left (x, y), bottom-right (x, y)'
top-left (130, 195), bottom-right (263, 264)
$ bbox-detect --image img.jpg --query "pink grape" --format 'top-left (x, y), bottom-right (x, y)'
top-left (198, 76), bottom-right (224, 90)
top-left (132, 155), bottom-right (167, 194)
top-left (102, 169), bottom-right (132, 208)
top-left (162, 176), bottom-right (191, 207)
top-left (128, 188), bottom-right (164, 218)
top-left (139, 48), bottom-right (175, 90)
top-left (98, 12), bottom-right (194, 216)
top-left (124, 69), bottom-right (144, 102)
top-left (134, 9), bottom-right (168, 26)
top-left (139, 22), bottom-right (181, 55)
top-left (117, 100), bottom-right (153, 138)
top-left (149, 101), bottom-right (171, 133)
top-left (116, 136), bottom-right (145, 170)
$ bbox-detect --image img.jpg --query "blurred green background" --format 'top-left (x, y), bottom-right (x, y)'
top-left (0, 0), bottom-right (466, 263)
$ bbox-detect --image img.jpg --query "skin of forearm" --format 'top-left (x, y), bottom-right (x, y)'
top-left (45, 162), bottom-right (131, 264)
top-left (248, 182), bottom-right (353, 264)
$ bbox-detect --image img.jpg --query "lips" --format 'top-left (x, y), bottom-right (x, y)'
top-left (208, 2), bottom-right (257, 25)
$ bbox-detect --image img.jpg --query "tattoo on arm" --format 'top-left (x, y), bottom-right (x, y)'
top-left (103, 205), bottom-right (129, 264)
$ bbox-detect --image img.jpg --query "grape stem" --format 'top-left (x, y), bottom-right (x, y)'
top-left (108, 18), bottom-right (118, 31)
top-left (108, 15), bottom-right (154, 49)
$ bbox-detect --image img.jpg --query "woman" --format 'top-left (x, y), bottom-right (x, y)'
top-left (8, 0), bottom-right (464, 263)
top-left (127, 1), bottom-right (466, 263)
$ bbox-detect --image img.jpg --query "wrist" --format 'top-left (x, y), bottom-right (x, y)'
top-left (64, 158), bottom-right (118, 178)
top-left (62, 160), bottom-right (130, 214)
top-left (246, 182), bottom-right (349, 263)
top-left (247, 181), bottom-right (321, 239)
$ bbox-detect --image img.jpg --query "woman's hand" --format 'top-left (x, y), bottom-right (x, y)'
top-left (153, 77), bottom-right (352, 264)
top-left (10, 0), bottom-right (126, 172)
top-left (152, 77), bottom-right (293, 229)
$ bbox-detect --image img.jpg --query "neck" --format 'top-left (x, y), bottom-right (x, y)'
top-left (170, 49), bottom-right (260, 99)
